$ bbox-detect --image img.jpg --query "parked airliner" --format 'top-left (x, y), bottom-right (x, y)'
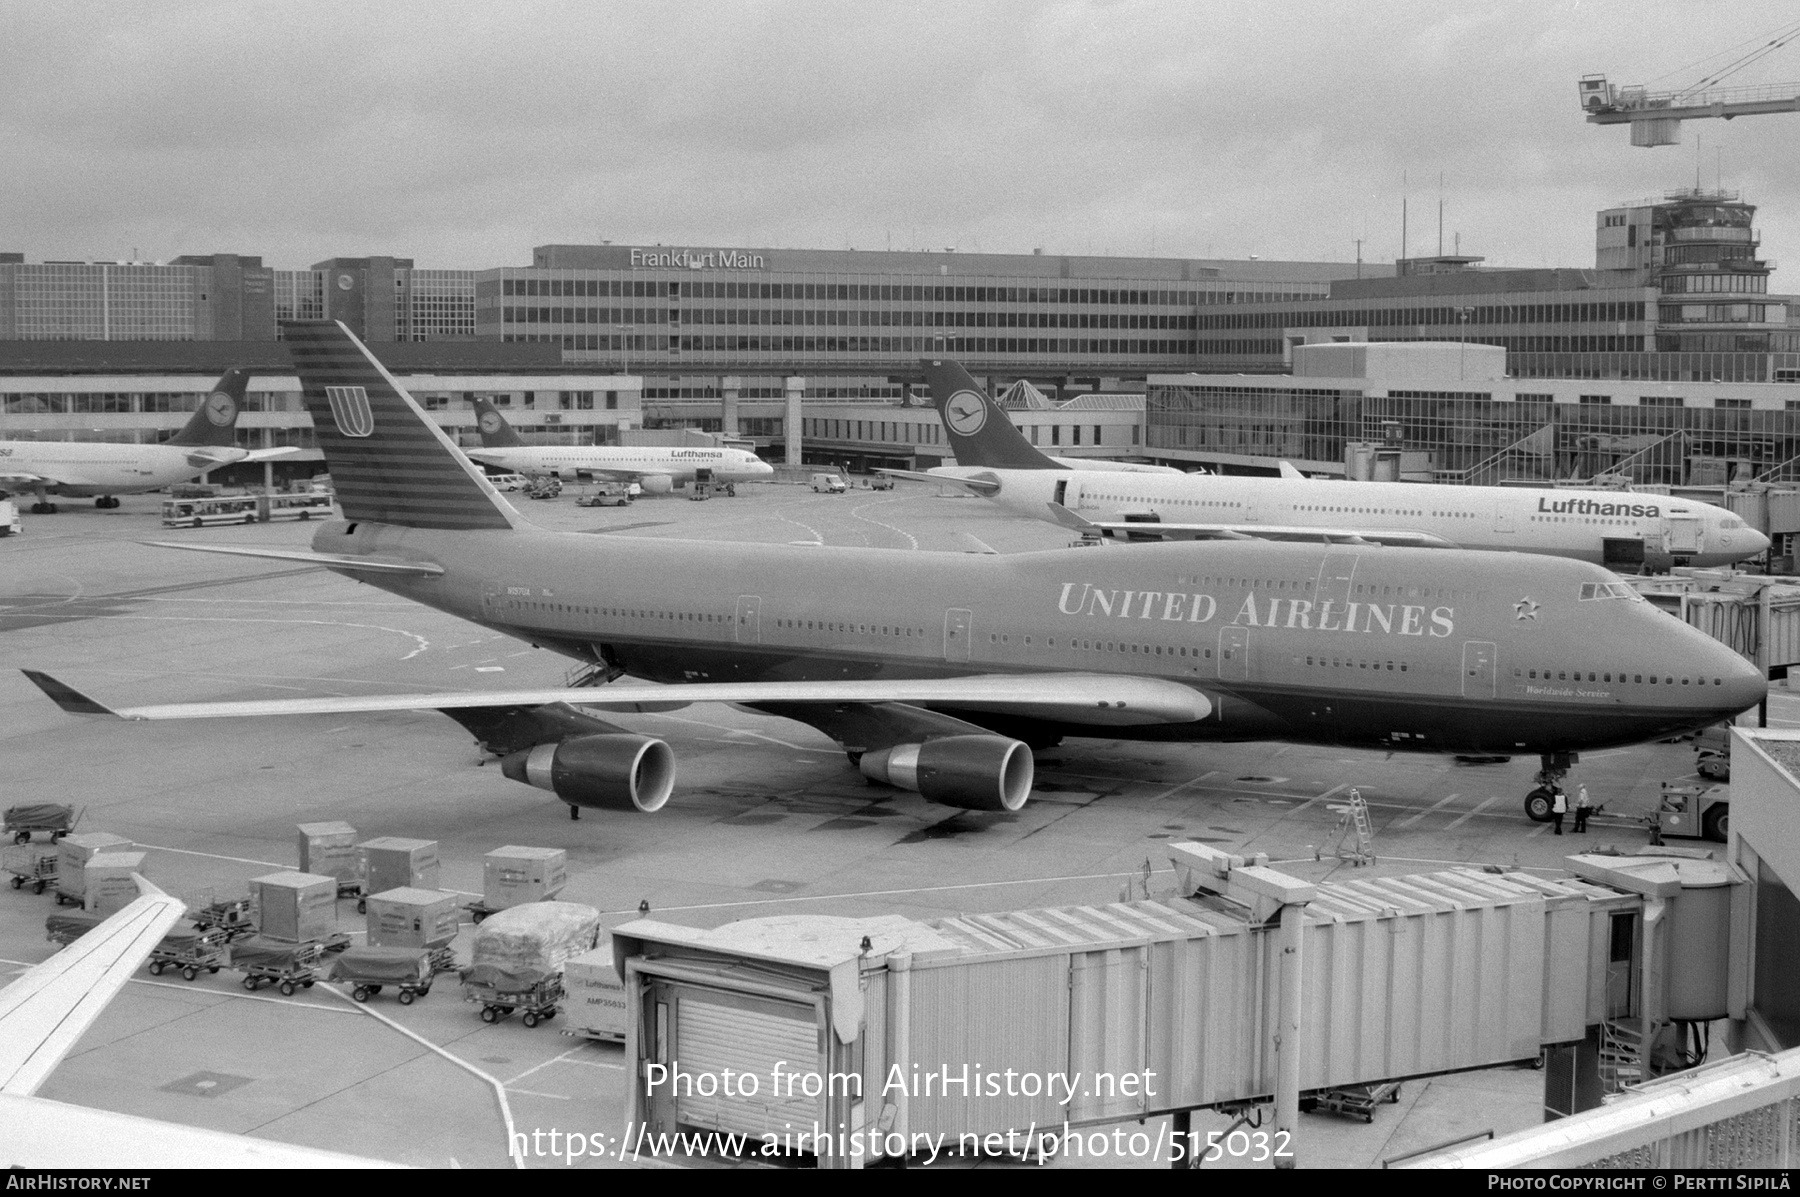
top-left (898, 359), bottom-right (1768, 571)
top-left (463, 397), bottom-right (772, 493)
top-left (26, 323), bottom-right (1764, 825)
top-left (0, 369), bottom-right (296, 512)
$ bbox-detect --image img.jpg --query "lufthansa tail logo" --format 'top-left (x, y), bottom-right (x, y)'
top-left (325, 386), bottom-right (375, 438)
top-left (203, 391), bottom-right (237, 427)
top-left (479, 411), bottom-right (502, 434)
top-left (945, 390), bottom-right (988, 435)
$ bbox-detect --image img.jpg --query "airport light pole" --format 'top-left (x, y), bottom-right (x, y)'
top-left (615, 323), bottom-right (636, 379)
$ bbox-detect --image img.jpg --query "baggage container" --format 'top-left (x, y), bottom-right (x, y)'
top-left (83, 851), bottom-right (147, 915)
top-left (250, 871), bottom-right (338, 943)
top-left (358, 837), bottom-right (439, 895)
top-left (482, 846), bottom-right (568, 911)
top-left (562, 948), bottom-right (627, 1041)
top-left (364, 886), bottom-right (461, 950)
top-left (296, 821), bottom-right (360, 885)
top-left (56, 833), bottom-right (133, 902)
top-left (470, 901), bottom-right (600, 976)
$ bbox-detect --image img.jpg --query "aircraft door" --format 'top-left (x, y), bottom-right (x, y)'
top-left (1218, 626), bottom-right (1250, 681)
top-left (1313, 552), bottom-right (1360, 607)
top-left (1665, 514), bottom-right (1703, 555)
top-left (944, 608), bottom-right (972, 663)
top-left (734, 595), bottom-right (760, 644)
top-left (1494, 499), bottom-right (1518, 534)
top-left (1053, 478), bottom-right (1067, 507)
top-left (1461, 640), bottom-right (1497, 699)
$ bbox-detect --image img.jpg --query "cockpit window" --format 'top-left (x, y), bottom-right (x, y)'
top-left (1579, 582), bottom-right (1641, 601)
top-left (1721, 518), bottom-right (1744, 529)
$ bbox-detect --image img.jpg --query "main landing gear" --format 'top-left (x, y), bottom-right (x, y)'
top-left (94, 496), bottom-right (121, 509)
top-left (1524, 751), bottom-right (1577, 822)
top-left (30, 500), bottom-right (59, 514)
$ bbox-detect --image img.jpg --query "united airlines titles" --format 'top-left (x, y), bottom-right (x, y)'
top-left (1055, 583), bottom-right (1455, 637)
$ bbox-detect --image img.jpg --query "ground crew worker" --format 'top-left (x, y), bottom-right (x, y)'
top-left (1551, 786), bottom-right (1568, 835)
top-left (1573, 786), bottom-right (1593, 833)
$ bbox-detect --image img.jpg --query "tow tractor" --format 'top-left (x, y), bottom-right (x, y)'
top-left (1653, 782), bottom-right (1730, 843)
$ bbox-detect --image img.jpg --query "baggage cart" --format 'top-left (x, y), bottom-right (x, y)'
top-left (330, 945), bottom-right (435, 1005)
top-left (462, 899), bottom-right (502, 924)
top-left (5, 803), bottom-right (76, 844)
top-left (1302, 1081), bottom-right (1402, 1123)
top-left (188, 891), bottom-right (257, 940)
top-left (230, 935), bottom-right (325, 995)
top-left (146, 922), bottom-right (229, 981)
top-left (460, 964), bottom-right (563, 1028)
top-left (4, 844), bottom-right (59, 894)
top-left (45, 910), bottom-right (103, 946)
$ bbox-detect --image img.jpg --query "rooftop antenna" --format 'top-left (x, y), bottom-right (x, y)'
top-left (1437, 172), bottom-right (1444, 256)
top-left (1401, 170), bottom-right (1409, 263)
top-left (1354, 236), bottom-right (1364, 279)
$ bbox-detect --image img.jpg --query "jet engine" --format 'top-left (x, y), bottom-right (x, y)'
top-left (640, 475), bottom-right (674, 495)
top-left (857, 734), bottom-right (1032, 812)
top-left (500, 734), bottom-right (677, 813)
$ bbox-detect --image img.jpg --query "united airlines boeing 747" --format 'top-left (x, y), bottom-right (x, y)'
top-left (25, 324), bottom-right (1765, 825)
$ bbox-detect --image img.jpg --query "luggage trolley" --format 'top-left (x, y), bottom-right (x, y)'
top-left (460, 964), bottom-right (563, 1028)
top-left (147, 923), bottom-right (229, 981)
top-left (230, 936), bottom-right (325, 996)
top-left (5, 803), bottom-right (76, 845)
top-left (45, 911), bottom-right (103, 946)
top-left (4, 844), bottom-right (59, 894)
top-left (330, 945), bottom-right (435, 1005)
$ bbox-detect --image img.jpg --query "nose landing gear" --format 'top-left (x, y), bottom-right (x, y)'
top-left (1525, 751), bottom-right (1578, 821)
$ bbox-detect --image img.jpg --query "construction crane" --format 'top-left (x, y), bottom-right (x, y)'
top-left (1580, 20), bottom-right (1800, 147)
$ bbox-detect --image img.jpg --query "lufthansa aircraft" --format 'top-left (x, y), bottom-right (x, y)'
top-left (25, 323), bottom-right (1764, 824)
top-left (0, 369), bottom-right (297, 512)
top-left (463, 397), bottom-right (772, 493)
top-left (895, 359), bottom-right (1769, 571)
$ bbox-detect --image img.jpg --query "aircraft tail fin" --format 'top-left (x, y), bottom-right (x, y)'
top-left (919, 358), bottom-right (1063, 470)
top-left (282, 322), bottom-right (518, 531)
top-left (469, 396), bottom-right (525, 448)
top-left (163, 368), bottom-right (251, 448)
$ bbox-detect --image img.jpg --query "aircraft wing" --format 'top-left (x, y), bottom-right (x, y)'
top-left (0, 878), bottom-right (184, 1097)
top-left (26, 670), bottom-right (1211, 730)
top-left (143, 541), bottom-right (445, 576)
top-left (1045, 502), bottom-right (1460, 549)
top-left (877, 468), bottom-right (1001, 496)
top-left (0, 468), bottom-right (73, 488)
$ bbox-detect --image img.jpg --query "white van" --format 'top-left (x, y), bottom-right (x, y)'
top-left (486, 473), bottom-right (530, 492)
top-left (810, 472), bottom-right (847, 494)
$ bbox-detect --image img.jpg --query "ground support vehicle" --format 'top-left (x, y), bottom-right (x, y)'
top-left (460, 964), bottom-right (563, 1027)
top-left (330, 945), bottom-right (435, 1005)
top-left (4, 844), bottom-right (58, 893)
top-left (1302, 1082), bottom-right (1402, 1122)
top-left (461, 899), bottom-right (502, 924)
top-left (5, 804), bottom-right (75, 844)
top-left (1653, 782), bottom-right (1730, 843)
top-left (688, 481), bottom-right (712, 501)
top-left (0, 493), bottom-right (20, 536)
top-left (160, 496), bottom-right (259, 527)
top-left (44, 911), bottom-right (103, 946)
top-left (575, 486), bottom-right (632, 508)
top-left (230, 936), bottom-right (325, 995)
top-left (810, 472), bottom-right (847, 494)
top-left (1694, 724), bottom-right (1732, 781)
top-left (527, 478), bottom-right (562, 500)
top-left (866, 475), bottom-right (894, 491)
top-left (147, 923), bottom-right (228, 981)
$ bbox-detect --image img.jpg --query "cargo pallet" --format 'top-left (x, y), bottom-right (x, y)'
top-left (5, 804), bottom-right (76, 844)
top-left (147, 928), bottom-right (229, 981)
top-left (233, 940), bottom-right (325, 996)
top-left (462, 972), bottom-right (563, 1028)
top-left (332, 946), bottom-right (436, 1006)
top-left (4, 844), bottom-right (58, 894)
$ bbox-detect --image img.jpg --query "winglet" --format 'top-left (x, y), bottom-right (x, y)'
top-left (20, 671), bottom-right (120, 717)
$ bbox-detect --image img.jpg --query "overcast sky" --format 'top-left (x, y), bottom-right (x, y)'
top-left (4, 1), bottom-right (1798, 276)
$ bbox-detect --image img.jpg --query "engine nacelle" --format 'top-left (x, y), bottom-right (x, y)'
top-left (500, 734), bottom-right (676, 813)
top-left (858, 734), bottom-right (1032, 812)
top-left (640, 475), bottom-right (674, 495)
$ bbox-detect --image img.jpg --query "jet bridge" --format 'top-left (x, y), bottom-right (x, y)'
top-left (609, 848), bottom-right (1738, 1168)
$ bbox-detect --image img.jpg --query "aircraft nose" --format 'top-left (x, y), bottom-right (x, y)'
top-left (1714, 649), bottom-right (1768, 715)
top-left (1746, 527), bottom-right (1772, 557)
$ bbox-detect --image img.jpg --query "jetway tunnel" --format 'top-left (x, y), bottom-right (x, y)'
top-left (609, 845), bottom-right (1743, 1168)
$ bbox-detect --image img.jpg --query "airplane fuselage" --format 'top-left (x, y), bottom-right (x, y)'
top-left (0, 441), bottom-right (252, 497)
top-left (312, 519), bottom-right (1762, 757)
top-left (465, 446), bottom-right (772, 484)
top-left (951, 468), bottom-right (1763, 570)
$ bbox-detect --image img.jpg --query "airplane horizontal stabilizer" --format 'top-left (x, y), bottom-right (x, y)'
top-left (243, 447), bottom-right (303, 462)
top-left (143, 541), bottom-right (446, 575)
top-left (881, 468), bottom-right (1001, 496)
top-left (24, 672), bottom-right (1212, 729)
